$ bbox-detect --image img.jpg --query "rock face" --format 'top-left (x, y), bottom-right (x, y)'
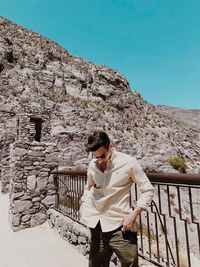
top-left (0, 16), bottom-right (200, 176)
top-left (157, 105), bottom-right (200, 129)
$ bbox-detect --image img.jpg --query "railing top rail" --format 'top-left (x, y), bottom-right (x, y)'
top-left (148, 172), bottom-right (200, 185)
top-left (52, 170), bottom-right (200, 185)
top-left (52, 170), bottom-right (87, 176)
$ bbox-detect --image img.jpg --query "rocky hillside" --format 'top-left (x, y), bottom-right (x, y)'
top-left (0, 16), bottom-right (200, 173)
top-left (157, 105), bottom-right (200, 129)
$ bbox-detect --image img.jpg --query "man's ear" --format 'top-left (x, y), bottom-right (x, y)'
top-left (109, 143), bottom-right (113, 149)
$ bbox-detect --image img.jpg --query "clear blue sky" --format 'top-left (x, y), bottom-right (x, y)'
top-left (1, 0), bottom-right (200, 109)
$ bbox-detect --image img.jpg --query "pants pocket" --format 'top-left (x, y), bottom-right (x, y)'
top-left (122, 230), bottom-right (137, 244)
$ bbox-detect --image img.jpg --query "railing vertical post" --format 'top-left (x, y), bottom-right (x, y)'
top-left (54, 174), bottom-right (59, 210)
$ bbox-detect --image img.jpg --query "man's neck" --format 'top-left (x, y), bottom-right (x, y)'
top-left (97, 161), bottom-right (107, 173)
top-left (96, 148), bottom-right (113, 173)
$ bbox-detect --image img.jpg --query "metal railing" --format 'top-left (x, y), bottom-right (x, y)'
top-left (52, 170), bottom-right (200, 267)
top-left (136, 173), bottom-right (200, 267)
top-left (53, 170), bottom-right (87, 222)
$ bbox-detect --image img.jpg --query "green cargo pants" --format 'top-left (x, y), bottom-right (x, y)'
top-left (89, 221), bottom-right (138, 267)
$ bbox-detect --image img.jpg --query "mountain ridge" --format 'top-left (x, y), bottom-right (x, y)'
top-left (156, 105), bottom-right (200, 129)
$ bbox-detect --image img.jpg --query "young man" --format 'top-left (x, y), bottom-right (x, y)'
top-left (80, 131), bottom-right (154, 267)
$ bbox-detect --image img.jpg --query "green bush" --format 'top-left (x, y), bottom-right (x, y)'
top-left (169, 156), bottom-right (187, 173)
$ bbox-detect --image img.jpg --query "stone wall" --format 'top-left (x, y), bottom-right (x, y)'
top-left (9, 141), bottom-right (59, 231)
top-left (48, 209), bottom-right (120, 266)
top-left (48, 209), bottom-right (90, 256)
top-left (48, 209), bottom-right (157, 267)
top-left (0, 112), bottom-right (51, 193)
top-left (1, 166), bottom-right (11, 193)
top-left (0, 112), bottom-right (16, 193)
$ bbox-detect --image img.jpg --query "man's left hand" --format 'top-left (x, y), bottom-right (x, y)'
top-left (122, 207), bottom-right (143, 231)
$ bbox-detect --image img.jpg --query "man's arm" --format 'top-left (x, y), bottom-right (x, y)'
top-left (122, 158), bottom-right (154, 231)
top-left (80, 164), bottom-right (95, 203)
top-left (79, 165), bottom-right (95, 221)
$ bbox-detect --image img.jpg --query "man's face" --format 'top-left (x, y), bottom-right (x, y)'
top-left (92, 144), bottom-right (112, 164)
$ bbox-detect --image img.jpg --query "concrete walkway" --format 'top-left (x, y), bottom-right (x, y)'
top-left (0, 190), bottom-right (88, 267)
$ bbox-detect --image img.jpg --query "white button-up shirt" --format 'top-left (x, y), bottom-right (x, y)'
top-left (81, 148), bottom-right (154, 232)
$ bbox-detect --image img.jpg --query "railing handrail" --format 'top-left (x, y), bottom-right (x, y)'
top-left (52, 170), bottom-right (87, 176)
top-left (52, 170), bottom-right (200, 185)
top-left (147, 172), bottom-right (200, 185)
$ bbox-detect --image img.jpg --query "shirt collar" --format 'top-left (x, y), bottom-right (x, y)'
top-left (109, 148), bottom-right (117, 162)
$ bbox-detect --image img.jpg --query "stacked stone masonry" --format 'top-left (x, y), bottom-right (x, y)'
top-left (0, 112), bottom-right (51, 193)
top-left (4, 113), bottom-right (59, 231)
top-left (47, 209), bottom-right (121, 265)
top-left (9, 141), bottom-right (59, 231)
top-left (0, 112), bottom-right (16, 193)
top-left (48, 209), bottom-right (90, 256)
top-left (48, 209), bottom-right (156, 267)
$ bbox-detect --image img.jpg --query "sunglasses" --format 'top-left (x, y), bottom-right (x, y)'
top-left (93, 149), bottom-right (109, 159)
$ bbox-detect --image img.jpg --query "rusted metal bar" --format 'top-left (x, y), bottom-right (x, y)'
top-left (52, 170), bottom-right (200, 186)
top-left (147, 173), bottom-right (200, 185)
top-left (53, 172), bottom-right (87, 223)
top-left (52, 170), bottom-right (87, 176)
top-left (146, 212), bottom-right (151, 259)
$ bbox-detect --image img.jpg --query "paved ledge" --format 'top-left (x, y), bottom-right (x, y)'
top-left (0, 190), bottom-right (88, 267)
